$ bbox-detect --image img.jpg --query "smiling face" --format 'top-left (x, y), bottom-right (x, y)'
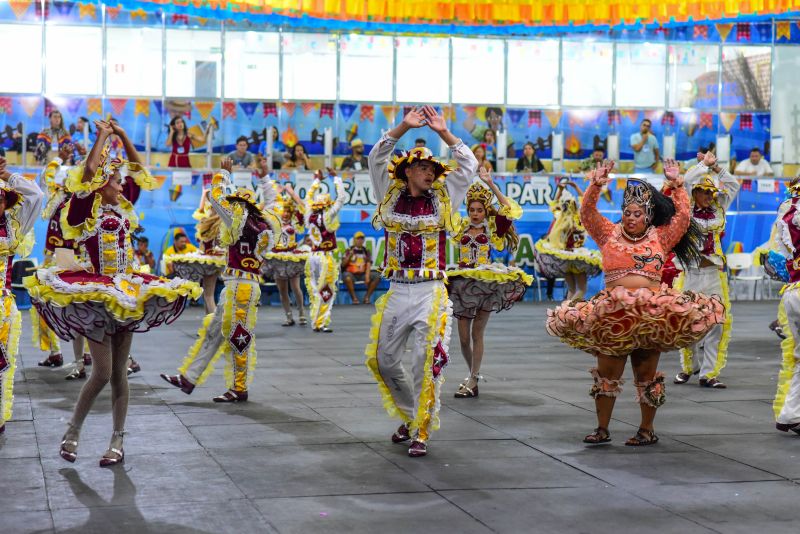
top-left (468, 200), bottom-right (486, 225)
top-left (99, 172), bottom-right (124, 206)
top-left (693, 188), bottom-right (714, 209)
top-left (622, 202), bottom-right (649, 237)
top-left (406, 160), bottom-right (437, 195)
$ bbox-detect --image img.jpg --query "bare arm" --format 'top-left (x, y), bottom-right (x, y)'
top-left (83, 120), bottom-right (113, 183)
top-left (111, 122), bottom-right (142, 166)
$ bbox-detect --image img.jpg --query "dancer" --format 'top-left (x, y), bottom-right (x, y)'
top-left (304, 169), bottom-right (345, 333)
top-left (164, 191), bottom-right (226, 314)
top-left (448, 167), bottom-right (531, 398)
top-left (160, 157), bottom-right (279, 403)
top-left (770, 179), bottom-right (800, 434)
top-left (24, 120), bottom-right (200, 465)
top-left (546, 160), bottom-right (724, 446)
top-left (0, 156), bottom-right (44, 435)
top-left (34, 147), bottom-right (94, 379)
top-left (365, 106), bottom-right (478, 457)
top-left (673, 151), bottom-right (740, 388)
top-left (534, 179), bottom-right (602, 300)
top-left (264, 182), bottom-right (308, 326)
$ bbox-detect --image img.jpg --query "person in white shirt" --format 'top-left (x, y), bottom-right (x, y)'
top-left (734, 148), bottom-right (773, 176)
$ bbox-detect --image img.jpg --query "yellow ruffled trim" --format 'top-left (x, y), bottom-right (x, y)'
top-left (498, 198), bottom-right (523, 220)
top-left (265, 251), bottom-right (308, 262)
top-left (1, 297), bottom-right (21, 423)
top-left (30, 307), bottom-right (60, 353)
top-left (447, 266), bottom-right (533, 286)
top-left (220, 202), bottom-right (246, 248)
top-left (707, 270), bottom-right (732, 379)
top-left (773, 293), bottom-right (797, 419)
top-left (534, 239), bottom-right (602, 266)
top-left (781, 281), bottom-right (800, 295)
top-left (164, 253), bottom-right (226, 268)
top-left (178, 311), bottom-right (218, 386)
top-left (364, 290), bottom-right (411, 423)
top-left (66, 160), bottom-right (156, 194)
top-left (372, 179), bottom-right (461, 234)
top-left (60, 193), bottom-right (139, 243)
top-left (23, 274), bottom-right (202, 323)
top-left (305, 252), bottom-right (338, 329)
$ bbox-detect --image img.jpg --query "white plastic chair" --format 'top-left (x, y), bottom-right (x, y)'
top-left (727, 252), bottom-right (762, 300)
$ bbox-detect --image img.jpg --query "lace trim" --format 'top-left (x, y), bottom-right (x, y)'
top-left (605, 269), bottom-right (661, 283)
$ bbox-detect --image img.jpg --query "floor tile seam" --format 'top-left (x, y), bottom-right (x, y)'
top-left (514, 439), bottom-right (619, 486)
top-left (45, 496), bottom-right (265, 512)
top-left (25, 367), bottom-right (57, 524)
top-left (433, 490), bottom-right (498, 533)
top-left (668, 435), bottom-right (793, 482)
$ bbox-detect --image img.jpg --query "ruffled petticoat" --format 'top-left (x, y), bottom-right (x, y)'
top-left (262, 251), bottom-right (308, 280)
top-left (24, 268), bottom-right (201, 343)
top-left (447, 263), bottom-right (532, 319)
top-left (546, 284), bottom-right (725, 357)
top-left (534, 240), bottom-right (602, 279)
top-left (165, 252), bottom-right (225, 283)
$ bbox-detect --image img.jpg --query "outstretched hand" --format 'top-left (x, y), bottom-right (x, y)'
top-left (94, 120), bottom-right (113, 138)
top-left (663, 158), bottom-right (684, 187)
top-left (422, 105), bottom-right (447, 134)
top-left (589, 159), bottom-right (615, 186)
top-left (220, 157), bottom-right (233, 173)
top-left (401, 108), bottom-right (426, 129)
top-left (701, 150), bottom-right (717, 168)
top-left (477, 165), bottom-right (493, 186)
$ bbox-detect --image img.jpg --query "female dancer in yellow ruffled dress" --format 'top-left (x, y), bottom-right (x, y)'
top-left (0, 155), bottom-right (45, 435)
top-left (303, 170), bottom-right (344, 333)
top-left (546, 160), bottom-right (724, 446)
top-left (33, 145), bottom-right (87, 376)
top-left (25, 121), bottom-right (200, 465)
top-left (164, 189), bottom-right (226, 314)
top-left (534, 180), bottom-right (602, 300)
top-left (263, 183), bottom-right (308, 326)
top-left (447, 167), bottom-right (531, 398)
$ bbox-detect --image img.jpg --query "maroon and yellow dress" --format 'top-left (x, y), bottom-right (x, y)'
top-left (25, 161), bottom-right (201, 343)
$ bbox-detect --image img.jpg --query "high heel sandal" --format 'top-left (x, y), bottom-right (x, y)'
top-left (454, 375), bottom-right (480, 398)
top-left (59, 423), bottom-right (80, 463)
top-left (282, 313), bottom-right (296, 327)
top-left (64, 367), bottom-right (86, 380)
top-left (99, 430), bottom-right (125, 467)
top-left (298, 316), bottom-right (308, 326)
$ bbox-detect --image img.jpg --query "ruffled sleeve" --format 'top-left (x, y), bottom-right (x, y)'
top-left (657, 185), bottom-right (692, 251)
top-left (493, 198), bottom-right (522, 239)
top-left (579, 183), bottom-right (615, 247)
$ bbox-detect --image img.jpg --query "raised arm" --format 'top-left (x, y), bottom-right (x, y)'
top-left (325, 175), bottom-right (346, 225)
top-left (422, 106), bottom-right (476, 207)
top-left (207, 158), bottom-right (236, 227)
top-left (0, 160), bottom-right (44, 236)
top-left (110, 122), bottom-right (142, 166)
top-left (82, 121), bottom-right (113, 183)
top-left (369, 108), bottom-right (426, 200)
top-left (579, 161), bottom-right (616, 246)
top-left (258, 173), bottom-right (278, 211)
top-left (658, 159), bottom-right (691, 250)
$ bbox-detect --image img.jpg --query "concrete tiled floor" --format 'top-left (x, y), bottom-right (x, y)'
top-left (1, 300), bottom-right (798, 533)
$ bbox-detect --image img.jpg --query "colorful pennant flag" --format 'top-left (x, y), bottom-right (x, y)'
top-left (360, 104), bottom-right (375, 122)
top-left (507, 108), bottom-right (525, 126)
top-left (528, 110), bottom-right (541, 127)
top-left (108, 98), bottom-right (128, 116)
top-left (0, 98), bottom-right (11, 114)
top-left (757, 114), bottom-right (770, 131)
top-left (736, 23), bottom-right (751, 41)
top-left (661, 111), bottom-right (675, 126)
top-left (77, 2), bottom-right (95, 19)
top-left (693, 25), bottom-right (709, 39)
top-left (301, 102), bottom-right (318, 116)
top-left (19, 97), bottom-right (41, 118)
top-left (381, 105), bottom-right (399, 123)
top-left (65, 98), bottom-right (83, 115)
top-left (222, 102), bottom-right (237, 119)
top-left (239, 102), bottom-right (258, 119)
top-left (339, 103), bottom-right (357, 122)
top-left (194, 101), bottom-right (215, 120)
top-left (543, 110), bottom-right (561, 129)
top-left (263, 102), bottom-right (277, 117)
top-left (608, 110), bottom-right (620, 125)
top-left (777, 21), bottom-right (792, 41)
top-left (134, 99), bottom-right (150, 118)
top-left (130, 8), bottom-right (148, 21)
top-left (622, 110), bottom-right (640, 124)
top-left (86, 98), bottom-right (102, 116)
top-left (739, 113), bottom-right (753, 130)
top-left (715, 23), bottom-right (734, 42)
top-left (8, 1), bottom-right (31, 19)
top-left (106, 6), bottom-right (120, 19)
top-left (719, 112), bottom-right (737, 132)
top-left (282, 102), bottom-right (297, 116)
top-left (152, 100), bottom-right (164, 117)
top-left (320, 103), bottom-right (334, 118)
top-left (699, 113), bottom-right (714, 129)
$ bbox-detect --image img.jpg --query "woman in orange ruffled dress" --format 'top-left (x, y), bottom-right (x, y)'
top-left (546, 159), bottom-right (724, 446)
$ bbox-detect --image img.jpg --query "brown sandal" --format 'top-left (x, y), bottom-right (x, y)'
top-left (583, 427), bottom-right (611, 444)
top-left (625, 428), bottom-right (659, 446)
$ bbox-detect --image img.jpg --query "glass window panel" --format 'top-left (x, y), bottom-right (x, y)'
top-left (561, 41), bottom-right (613, 106)
top-left (339, 34), bottom-right (393, 102)
top-left (224, 31), bottom-right (279, 100)
top-left (452, 37), bottom-right (504, 104)
top-left (0, 24), bottom-right (42, 93)
top-left (46, 25), bottom-right (102, 95)
top-left (667, 44), bottom-right (719, 109)
top-left (721, 46), bottom-right (771, 110)
top-left (281, 32), bottom-right (337, 100)
top-left (772, 47), bottom-right (800, 163)
top-left (106, 27), bottom-right (163, 97)
top-left (396, 36), bottom-right (449, 103)
top-left (165, 29), bottom-right (221, 98)
top-left (507, 39), bottom-right (559, 106)
top-left (615, 42), bottom-right (667, 107)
